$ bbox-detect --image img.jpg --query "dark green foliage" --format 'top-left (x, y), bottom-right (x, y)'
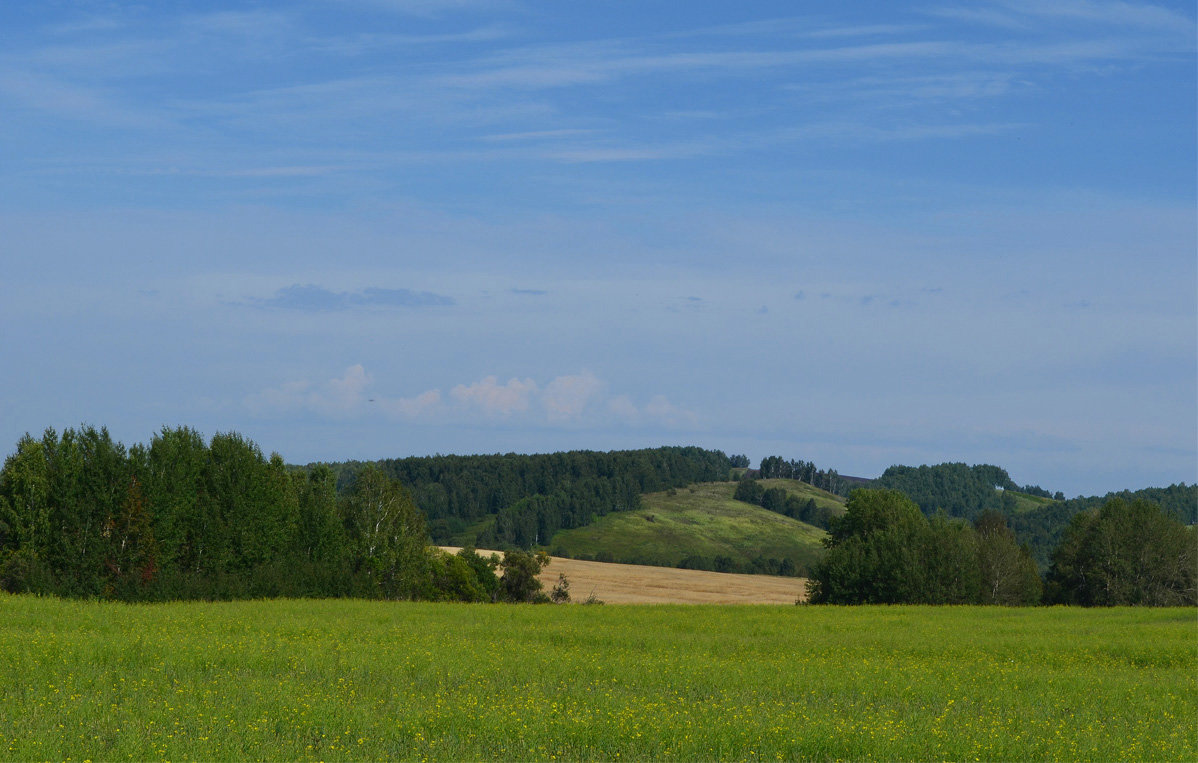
top-left (0, 427), bottom-right (488, 603)
top-left (809, 489), bottom-right (987, 605)
top-left (1045, 498), bottom-right (1197, 606)
top-left (733, 478), bottom-right (764, 504)
top-left (1011, 483), bottom-right (1197, 569)
top-left (974, 510), bottom-right (1042, 605)
top-left (498, 549), bottom-right (551, 603)
top-left (873, 463), bottom-right (1019, 521)
top-left (339, 465), bottom-right (429, 599)
top-left (734, 478), bottom-right (835, 531)
top-left (728, 454), bottom-right (750, 468)
top-left (425, 548), bottom-right (500, 602)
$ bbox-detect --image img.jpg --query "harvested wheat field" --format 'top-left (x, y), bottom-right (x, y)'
top-left (441, 548), bottom-right (809, 604)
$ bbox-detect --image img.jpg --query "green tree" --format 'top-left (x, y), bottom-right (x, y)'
top-left (974, 510), bottom-right (1042, 605)
top-left (734, 478), bottom-right (764, 505)
top-left (1046, 498), bottom-right (1196, 606)
top-left (0, 434), bottom-right (53, 592)
top-left (498, 549), bottom-right (550, 602)
top-left (340, 465), bottom-right (429, 599)
top-left (140, 426), bottom-right (208, 582)
top-left (102, 475), bottom-right (159, 599)
top-left (292, 465), bottom-right (345, 565)
top-left (808, 489), bottom-right (983, 604)
top-left (45, 427), bottom-right (130, 596)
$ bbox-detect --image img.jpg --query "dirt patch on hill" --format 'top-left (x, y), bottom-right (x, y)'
top-left (440, 548), bottom-right (809, 604)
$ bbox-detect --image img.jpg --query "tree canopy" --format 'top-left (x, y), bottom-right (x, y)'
top-left (1045, 498), bottom-right (1196, 606)
top-left (0, 427), bottom-right (491, 602)
top-left (808, 489), bottom-right (1042, 606)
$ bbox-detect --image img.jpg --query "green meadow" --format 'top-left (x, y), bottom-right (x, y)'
top-left (2, 595), bottom-right (1194, 761)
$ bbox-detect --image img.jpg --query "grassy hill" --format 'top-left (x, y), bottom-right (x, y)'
top-left (547, 481), bottom-right (834, 574)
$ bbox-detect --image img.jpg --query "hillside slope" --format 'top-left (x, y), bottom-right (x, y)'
top-left (547, 481), bottom-right (831, 574)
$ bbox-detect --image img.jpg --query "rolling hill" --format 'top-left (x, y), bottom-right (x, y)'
top-left (546, 481), bottom-right (841, 575)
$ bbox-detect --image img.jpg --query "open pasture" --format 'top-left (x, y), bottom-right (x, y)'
top-left (0, 596), bottom-right (1193, 761)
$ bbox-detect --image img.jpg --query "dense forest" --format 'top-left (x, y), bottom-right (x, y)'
top-left (325, 447), bottom-right (733, 548)
top-left (0, 427), bottom-right (518, 602)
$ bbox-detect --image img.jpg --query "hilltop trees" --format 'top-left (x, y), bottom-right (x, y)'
top-left (872, 463), bottom-right (1018, 521)
top-left (757, 456), bottom-right (852, 496)
top-left (733, 476), bottom-right (837, 530)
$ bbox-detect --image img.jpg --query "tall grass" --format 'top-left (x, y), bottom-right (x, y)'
top-left (1, 595), bottom-right (1193, 761)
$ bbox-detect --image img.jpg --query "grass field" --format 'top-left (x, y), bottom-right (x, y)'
top-left (2, 595), bottom-right (1194, 761)
top-left (547, 481), bottom-right (831, 570)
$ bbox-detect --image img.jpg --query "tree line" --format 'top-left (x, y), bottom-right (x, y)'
top-left (0, 426), bottom-right (550, 603)
top-left (808, 489), bottom-right (1196, 606)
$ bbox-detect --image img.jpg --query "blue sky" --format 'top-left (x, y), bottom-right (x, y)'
top-left (1, 0), bottom-right (1194, 496)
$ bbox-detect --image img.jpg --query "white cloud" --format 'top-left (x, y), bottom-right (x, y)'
top-left (324, 363), bottom-right (373, 412)
top-left (644, 395), bottom-right (699, 428)
top-left (450, 375), bottom-right (538, 416)
top-left (243, 364), bottom-right (372, 418)
top-left (379, 389), bottom-right (443, 418)
top-left (244, 367), bottom-right (699, 429)
top-left (607, 394), bottom-right (640, 423)
top-left (542, 371), bottom-right (606, 422)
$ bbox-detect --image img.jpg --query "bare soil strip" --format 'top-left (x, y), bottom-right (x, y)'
top-left (440, 548), bottom-right (809, 604)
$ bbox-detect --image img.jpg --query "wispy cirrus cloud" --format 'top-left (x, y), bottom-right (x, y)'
top-left (934, 0), bottom-right (1196, 35)
top-left (248, 284), bottom-right (454, 311)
